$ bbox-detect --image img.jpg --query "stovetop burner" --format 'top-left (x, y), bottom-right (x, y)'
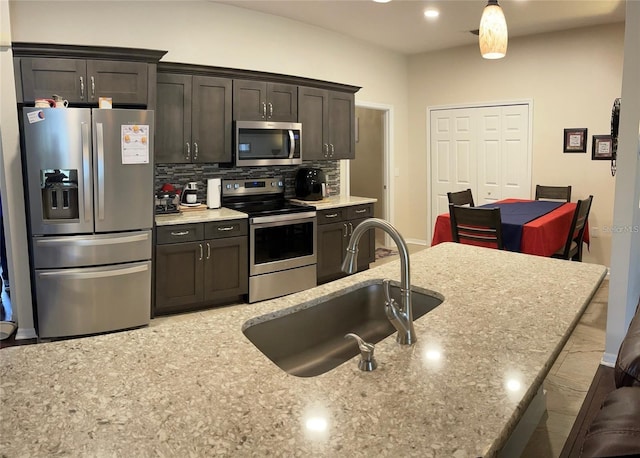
top-left (221, 176), bottom-right (313, 217)
top-left (155, 203), bottom-right (180, 215)
top-left (225, 199), bottom-right (311, 217)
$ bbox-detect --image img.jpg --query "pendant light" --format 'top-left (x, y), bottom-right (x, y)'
top-left (479, 0), bottom-right (508, 59)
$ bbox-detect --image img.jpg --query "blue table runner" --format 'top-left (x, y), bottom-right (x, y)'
top-left (479, 201), bottom-right (564, 252)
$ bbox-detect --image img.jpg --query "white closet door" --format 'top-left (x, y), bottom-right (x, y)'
top-left (429, 103), bottom-right (531, 239)
top-left (430, 109), bottom-right (477, 221)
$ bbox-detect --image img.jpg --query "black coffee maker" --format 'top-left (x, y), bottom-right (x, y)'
top-left (295, 168), bottom-right (327, 201)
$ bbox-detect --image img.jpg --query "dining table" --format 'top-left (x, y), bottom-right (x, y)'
top-left (431, 198), bottom-right (590, 257)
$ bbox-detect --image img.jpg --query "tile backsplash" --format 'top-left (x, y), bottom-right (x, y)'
top-left (155, 161), bottom-right (340, 202)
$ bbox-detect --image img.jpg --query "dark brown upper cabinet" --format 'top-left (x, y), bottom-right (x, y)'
top-left (12, 43), bottom-right (166, 108)
top-left (298, 87), bottom-right (355, 160)
top-left (156, 73), bottom-right (232, 164)
top-left (233, 80), bottom-right (297, 122)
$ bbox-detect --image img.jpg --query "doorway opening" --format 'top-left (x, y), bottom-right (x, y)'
top-left (344, 102), bottom-right (393, 248)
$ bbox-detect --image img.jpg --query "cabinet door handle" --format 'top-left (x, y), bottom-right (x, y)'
top-left (343, 223), bottom-right (348, 237)
top-left (185, 142), bottom-right (191, 161)
top-left (206, 242), bottom-right (211, 260)
top-left (79, 76), bottom-right (85, 100)
top-left (262, 102), bottom-right (267, 119)
top-left (90, 76), bottom-right (95, 99)
top-left (268, 102), bottom-right (273, 119)
top-left (355, 209), bottom-right (367, 214)
top-left (325, 213), bottom-right (338, 219)
top-left (199, 243), bottom-right (203, 261)
top-left (330, 143), bottom-right (335, 157)
top-left (193, 142), bottom-right (198, 161)
top-left (217, 226), bottom-right (235, 231)
top-left (170, 230), bottom-right (190, 236)
top-left (349, 222), bottom-right (354, 236)
top-left (323, 143), bottom-right (329, 158)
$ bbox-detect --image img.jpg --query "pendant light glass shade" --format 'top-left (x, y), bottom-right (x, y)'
top-left (479, 0), bottom-right (508, 59)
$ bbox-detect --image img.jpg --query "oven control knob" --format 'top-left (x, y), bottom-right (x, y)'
top-left (225, 184), bottom-right (232, 189)
top-left (271, 181), bottom-right (276, 187)
top-left (278, 181), bottom-right (283, 187)
top-left (234, 183), bottom-right (240, 189)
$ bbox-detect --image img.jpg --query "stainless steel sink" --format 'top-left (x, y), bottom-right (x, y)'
top-left (242, 282), bottom-right (443, 377)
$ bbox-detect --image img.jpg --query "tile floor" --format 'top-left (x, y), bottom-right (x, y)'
top-left (375, 243), bottom-right (609, 457)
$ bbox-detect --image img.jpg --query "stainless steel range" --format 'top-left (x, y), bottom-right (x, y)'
top-left (222, 177), bottom-right (317, 303)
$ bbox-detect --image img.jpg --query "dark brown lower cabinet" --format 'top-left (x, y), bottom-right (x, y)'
top-left (316, 204), bottom-right (375, 284)
top-left (154, 220), bottom-right (248, 315)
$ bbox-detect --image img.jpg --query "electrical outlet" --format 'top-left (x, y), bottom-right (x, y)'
top-left (591, 226), bottom-right (599, 238)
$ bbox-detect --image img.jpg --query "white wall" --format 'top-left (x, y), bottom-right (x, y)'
top-left (407, 23), bottom-right (624, 266)
top-left (604, 0), bottom-right (640, 364)
top-left (1, 0), bottom-right (36, 338)
top-left (5, 0), bottom-right (409, 335)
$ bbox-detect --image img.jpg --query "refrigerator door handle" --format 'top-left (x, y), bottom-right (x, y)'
top-left (35, 232), bottom-right (150, 247)
top-left (81, 122), bottom-right (91, 223)
top-left (38, 263), bottom-right (149, 279)
top-left (96, 122), bottom-right (105, 221)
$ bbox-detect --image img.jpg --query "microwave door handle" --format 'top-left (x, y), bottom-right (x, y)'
top-left (288, 130), bottom-right (295, 158)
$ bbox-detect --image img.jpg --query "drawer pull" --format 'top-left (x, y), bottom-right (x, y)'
top-left (217, 226), bottom-right (235, 231)
top-left (170, 230), bottom-right (190, 236)
top-left (325, 213), bottom-right (339, 218)
top-left (355, 209), bottom-right (368, 214)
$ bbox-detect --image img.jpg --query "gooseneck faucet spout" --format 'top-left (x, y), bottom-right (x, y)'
top-left (341, 218), bottom-right (416, 345)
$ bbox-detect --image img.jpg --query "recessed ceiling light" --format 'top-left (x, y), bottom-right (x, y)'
top-left (424, 9), bottom-right (440, 19)
top-left (373, 0), bottom-right (392, 3)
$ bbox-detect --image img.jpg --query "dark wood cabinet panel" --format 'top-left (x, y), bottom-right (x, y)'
top-left (204, 236), bottom-right (248, 301)
top-left (20, 57), bottom-right (149, 105)
top-left (298, 86), bottom-right (328, 161)
top-left (156, 74), bottom-right (192, 163)
top-left (156, 73), bottom-right (232, 164)
top-left (192, 76), bottom-right (233, 163)
top-left (154, 220), bottom-right (248, 315)
top-left (86, 60), bottom-right (148, 105)
top-left (298, 87), bottom-right (355, 160)
top-left (317, 220), bottom-right (348, 284)
top-left (316, 204), bottom-right (374, 284)
top-left (20, 58), bottom-right (86, 103)
top-left (268, 83), bottom-right (298, 121)
top-left (328, 91), bottom-right (356, 160)
top-left (155, 241), bottom-right (204, 313)
top-left (233, 80), bottom-right (297, 122)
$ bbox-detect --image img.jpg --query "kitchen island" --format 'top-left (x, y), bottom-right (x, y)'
top-left (0, 243), bottom-right (606, 457)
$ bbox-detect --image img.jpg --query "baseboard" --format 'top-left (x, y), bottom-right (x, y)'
top-left (602, 352), bottom-right (617, 367)
top-left (405, 238), bottom-right (427, 246)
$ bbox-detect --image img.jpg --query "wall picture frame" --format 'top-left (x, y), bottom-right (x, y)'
top-left (563, 128), bottom-right (588, 153)
top-left (592, 134), bottom-right (614, 160)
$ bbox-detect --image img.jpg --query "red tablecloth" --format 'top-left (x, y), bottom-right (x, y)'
top-left (431, 199), bottom-right (590, 257)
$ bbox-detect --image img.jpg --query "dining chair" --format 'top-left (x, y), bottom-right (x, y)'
top-left (535, 185), bottom-right (572, 202)
top-left (449, 204), bottom-right (503, 249)
top-left (552, 195), bottom-right (593, 261)
top-left (447, 189), bottom-right (475, 207)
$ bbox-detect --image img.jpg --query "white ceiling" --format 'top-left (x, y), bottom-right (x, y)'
top-left (214, 0), bottom-right (626, 55)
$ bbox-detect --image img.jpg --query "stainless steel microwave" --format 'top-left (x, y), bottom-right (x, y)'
top-left (234, 121), bottom-right (302, 167)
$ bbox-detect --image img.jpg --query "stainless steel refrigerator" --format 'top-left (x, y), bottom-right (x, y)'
top-left (21, 107), bottom-right (154, 338)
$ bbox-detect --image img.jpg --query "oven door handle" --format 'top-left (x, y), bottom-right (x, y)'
top-left (250, 211), bottom-right (316, 225)
top-left (288, 129), bottom-right (295, 159)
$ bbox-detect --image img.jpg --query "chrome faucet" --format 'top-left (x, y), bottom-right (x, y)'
top-left (341, 218), bottom-right (417, 345)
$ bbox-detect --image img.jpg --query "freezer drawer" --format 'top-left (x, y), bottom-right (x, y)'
top-left (35, 261), bottom-right (151, 338)
top-left (32, 230), bottom-right (152, 269)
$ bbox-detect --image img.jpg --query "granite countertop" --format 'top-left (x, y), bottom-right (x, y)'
top-left (155, 207), bottom-right (248, 226)
top-left (0, 243), bottom-right (606, 457)
top-left (290, 195), bottom-right (377, 210)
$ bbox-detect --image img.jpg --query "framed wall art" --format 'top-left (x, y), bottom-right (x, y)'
top-left (592, 134), bottom-right (614, 160)
top-left (563, 128), bottom-right (588, 153)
